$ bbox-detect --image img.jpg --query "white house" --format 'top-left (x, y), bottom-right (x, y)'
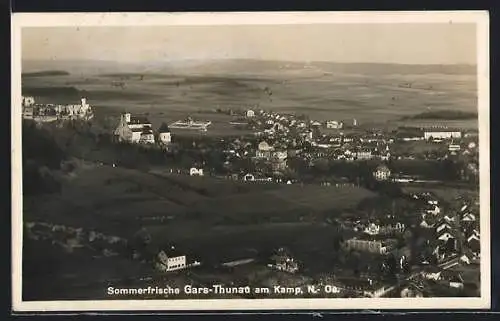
top-left (460, 253), bottom-right (471, 265)
top-left (326, 120), bottom-right (342, 129)
top-left (364, 223), bottom-right (380, 236)
top-left (155, 248), bottom-right (187, 272)
top-left (426, 205), bottom-right (441, 216)
top-left (420, 218), bottom-right (434, 229)
top-left (243, 173), bottom-right (255, 182)
top-left (190, 168), bottom-right (204, 176)
top-left (373, 165), bottom-right (391, 181)
top-left (246, 109), bottom-right (255, 118)
top-left (438, 232), bottom-right (455, 242)
top-left (22, 96), bottom-right (35, 107)
top-left (448, 274), bottom-right (464, 289)
top-left (467, 234), bottom-right (480, 254)
top-left (436, 222), bottom-right (452, 234)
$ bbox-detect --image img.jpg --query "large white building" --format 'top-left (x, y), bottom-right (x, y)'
top-left (373, 165), bottom-right (391, 181)
top-left (344, 237), bottom-right (396, 255)
top-left (326, 120), bottom-right (343, 129)
top-left (114, 112), bottom-right (155, 144)
top-left (424, 131), bottom-right (462, 140)
top-left (155, 248), bottom-right (187, 272)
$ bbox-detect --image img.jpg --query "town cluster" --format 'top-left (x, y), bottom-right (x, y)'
top-left (111, 107), bottom-right (478, 185)
top-left (22, 96), bottom-right (94, 122)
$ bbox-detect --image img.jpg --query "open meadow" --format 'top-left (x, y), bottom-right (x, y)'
top-left (22, 61), bottom-right (478, 132)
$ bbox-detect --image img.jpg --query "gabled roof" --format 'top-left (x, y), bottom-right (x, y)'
top-left (462, 213), bottom-right (476, 222)
top-left (436, 223), bottom-right (452, 234)
top-left (438, 231), bottom-right (455, 240)
top-left (443, 215), bottom-right (456, 222)
top-left (158, 123), bottom-right (171, 133)
top-left (467, 234), bottom-right (480, 243)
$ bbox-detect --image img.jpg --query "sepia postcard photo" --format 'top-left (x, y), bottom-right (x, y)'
top-left (11, 11), bottom-right (490, 312)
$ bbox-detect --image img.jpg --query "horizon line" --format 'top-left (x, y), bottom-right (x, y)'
top-left (21, 58), bottom-right (477, 67)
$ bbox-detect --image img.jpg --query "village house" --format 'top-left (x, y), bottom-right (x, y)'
top-left (437, 230), bottom-right (455, 243)
top-left (256, 141), bottom-right (274, 159)
top-left (467, 233), bottom-right (480, 255)
top-left (355, 150), bottom-right (373, 160)
top-left (441, 271), bottom-right (465, 289)
top-left (326, 120), bottom-right (343, 129)
top-left (22, 96), bottom-right (35, 107)
top-left (425, 204), bottom-right (441, 216)
top-left (344, 236), bottom-right (397, 255)
top-left (114, 112), bottom-right (155, 144)
top-left (268, 248), bottom-right (299, 273)
top-left (270, 150), bottom-right (288, 171)
top-left (420, 216), bottom-right (435, 229)
top-left (246, 109), bottom-right (255, 118)
top-left (154, 246), bottom-right (187, 272)
top-left (373, 164), bottom-right (391, 181)
top-left (436, 222), bottom-right (453, 235)
top-left (158, 123), bottom-right (172, 145)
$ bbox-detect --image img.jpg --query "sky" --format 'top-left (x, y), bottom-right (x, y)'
top-left (21, 23), bottom-right (477, 65)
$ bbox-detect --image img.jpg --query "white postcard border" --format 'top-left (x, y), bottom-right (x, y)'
top-left (11, 11), bottom-right (491, 312)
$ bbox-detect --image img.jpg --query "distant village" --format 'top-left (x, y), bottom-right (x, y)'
top-left (22, 96), bottom-right (94, 122)
top-left (109, 104), bottom-right (478, 185)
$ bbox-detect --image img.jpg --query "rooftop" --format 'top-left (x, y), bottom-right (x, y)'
top-left (129, 116), bottom-right (151, 125)
top-left (158, 123), bottom-right (171, 133)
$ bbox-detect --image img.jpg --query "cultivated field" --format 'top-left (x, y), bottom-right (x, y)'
top-left (24, 164), bottom-right (375, 237)
top-left (22, 61), bottom-right (478, 129)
